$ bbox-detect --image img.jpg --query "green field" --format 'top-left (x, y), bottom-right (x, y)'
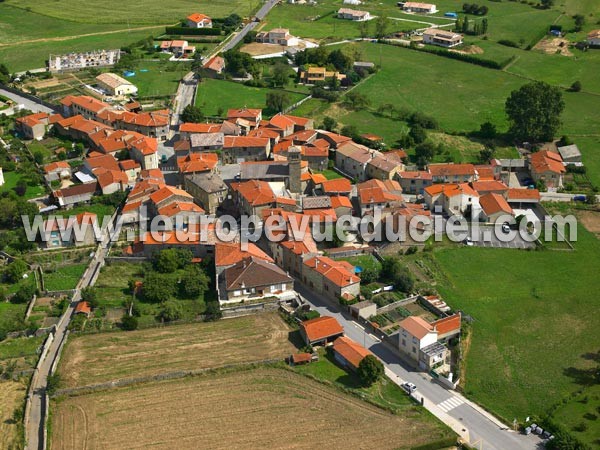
top-left (94, 262), bottom-right (143, 309)
top-left (0, 171), bottom-right (46, 200)
top-left (550, 384), bottom-right (600, 448)
top-left (422, 224), bottom-right (600, 422)
top-left (195, 79), bottom-right (307, 117)
top-left (125, 61), bottom-right (190, 98)
top-left (3, 0), bottom-right (258, 25)
top-left (0, 335), bottom-right (44, 360)
top-left (43, 264), bottom-right (87, 291)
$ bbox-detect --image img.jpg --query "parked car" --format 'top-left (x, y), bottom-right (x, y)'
top-left (160, 154), bottom-right (168, 164)
top-left (573, 195), bottom-right (587, 202)
top-left (501, 223), bottom-right (511, 234)
top-left (464, 237), bottom-right (474, 246)
top-left (401, 382), bottom-right (417, 393)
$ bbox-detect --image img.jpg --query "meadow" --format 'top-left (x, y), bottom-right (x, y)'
top-left (0, 171), bottom-right (46, 200)
top-left (51, 367), bottom-right (453, 450)
top-left (43, 264), bottom-right (87, 291)
top-left (126, 61), bottom-right (191, 98)
top-left (420, 223), bottom-right (600, 422)
top-left (195, 79), bottom-right (307, 117)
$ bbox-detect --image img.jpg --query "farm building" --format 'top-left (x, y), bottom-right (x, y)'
top-left (96, 73), bottom-right (138, 96)
top-left (586, 30), bottom-right (600, 46)
top-left (337, 8), bottom-right (371, 21)
top-left (400, 2), bottom-right (437, 13)
top-left (300, 316), bottom-right (344, 346)
top-left (557, 144), bottom-right (582, 164)
top-left (332, 336), bottom-right (373, 371)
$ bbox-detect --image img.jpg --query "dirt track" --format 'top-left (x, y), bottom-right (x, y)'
top-left (52, 368), bottom-right (447, 450)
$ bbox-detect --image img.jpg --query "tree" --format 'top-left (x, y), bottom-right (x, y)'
top-left (14, 179), bottom-right (27, 197)
top-left (541, 0), bottom-right (554, 9)
top-left (409, 125), bottom-right (427, 145)
top-left (5, 259), bottom-right (27, 283)
top-left (359, 20), bottom-right (370, 38)
top-left (205, 301), bottom-right (222, 320)
top-left (357, 355), bottom-right (384, 386)
top-left (414, 141), bottom-right (436, 162)
top-left (181, 105), bottom-right (204, 123)
top-left (0, 63), bottom-right (10, 84)
top-left (344, 92), bottom-right (370, 110)
top-left (179, 265), bottom-right (209, 299)
top-left (462, 16), bottom-right (470, 33)
top-left (266, 91), bottom-right (291, 113)
top-left (375, 14), bottom-right (389, 39)
top-left (573, 14), bottom-right (585, 32)
top-left (81, 287), bottom-right (99, 308)
top-left (479, 147), bottom-right (495, 163)
top-left (341, 124), bottom-right (359, 139)
top-left (11, 282), bottom-right (35, 304)
top-left (505, 82), bottom-right (564, 142)
top-left (381, 257), bottom-right (414, 293)
top-left (479, 121), bottom-right (497, 139)
top-left (481, 18), bottom-right (488, 34)
top-left (569, 81), bottom-right (582, 92)
top-left (159, 299), bottom-right (184, 322)
top-left (271, 63), bottom-right (290, 87)
top-left (191, 51), bottom-right (204, 77)
top-left (143, 272), bottom-right (176, 303)
top-left (121, 315), bottom-right (138, 331)
top-left (114, 53), bottom-right (138, 72)
top-left (321, 116), bottom-right (337, 132)
top-left (46, 373), bottom-right (61, 395)
top-left (328, 49), bottom-right (353, 72)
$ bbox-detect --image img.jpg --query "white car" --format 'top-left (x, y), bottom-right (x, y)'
top-left (401, 382), bottom-right (417, 393)
top-left (464, 237), bottom-right (474, 246)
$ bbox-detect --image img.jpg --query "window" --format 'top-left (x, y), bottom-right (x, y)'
top-left (412, 337), bottom-right (417, 344)
top-left (412, 347), bottom-right (416, 353)
top-left (402, 339), bottom-right (406, 346)
top-left (270, 285), bottom-right (277, 293)
top-left (233, 290), bottom-right (241, 296)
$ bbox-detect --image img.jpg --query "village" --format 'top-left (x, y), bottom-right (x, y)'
top-left (1, 1), bottom-right (599, 449)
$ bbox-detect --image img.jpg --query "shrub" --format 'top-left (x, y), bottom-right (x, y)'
top-left (121, 315), bottom-right (138, 331)
top-left (357, 355), bottom-right (384, 386)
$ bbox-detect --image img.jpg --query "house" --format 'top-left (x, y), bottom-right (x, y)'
top-left (190, 133), bottom-right (224, 152)
top-left (320, 178), bottom-right (352, 196)
top-left (220, 256), bottom-right (294, 303)
top-left (119, 159), bottom-right (141, 184)
top-left (202, 56), bottom-right (225, 76)
top-left (231, 179), bottom-right (296, 216)
top-left (332, 336), bottom-right (373, 371)
top-left (222, 136), bottom-right (271, 163)
top-left (529, 150), bottom-right (565, 188)
top-left (128, 135), bottom-right (159, 169)
top-left (44, 161), bottom-right (71, 183)
top-left (398, 316), bottom-right (443, 370)
top-left (422, 28), bottom-right (463, 48)
top-left (357, 179), bottom-right (404, 215)
top-left (506, 188), bottom-right (540, 208)
top-left (479, 192), bottom-right (514, 223)
top-left (366, 153), bottom-right (403, 180)
top-left (214, 242), bottom-right (273, 275)
top-left (149, 185), bottom-right (194, 213)
top-left (42, 212), bottom-right (98, 248)
top-left (586, 30), bottom-right (600, 46)
top-left (184, 173), bottom-right (228, 215)
top-left (299, 316), bottom-right (344, 346)
top-left (95, 168), bottom-right (129, 195)
top-left (117, 110), bottom-right (170, 141)
top-left (16, 112), bottom-right (61, 140)
top-left (52, 182), bottom-right (97, 207)
top-left (187, 13), bottom-right (212, 28)
top-left (95, 73), bottom-right (138, 96)
top-left (401, 2), bottom-right (437, 13)
top-left (470, 180), bottom-right (509, 196)
top-left (49, 49), bottom-right (121, 72)
top-left (227, 108), bottom-right (262, 129)
top-left (398, 171), bottom-right (432, 194)
top-left (160, 40), bottom-right (196, 56)
top-left (60, 95), bottom-right (111, 120)
top-left (557, 144), bottom-right (582, 164)
top-left (74, 301), bottom-right (92, 317)
top-left (299, 67), bottom-right (346, 85)
top-left (330, 195), bottom-right (353, 218)
top-left (337, 8), bottom-right (371, 21)
top-left (179, 122), bottom-right (224, 138)
top-left (177, 152), bottom-right (218, 178)
top-left (302, 256), bottom-right (360, 302)
top-left (428, 163), bottom-right (477, 183)
top-left (256, 28), bottom-right (299, 46)
top-left (424, 183), bottom-right (480, 219)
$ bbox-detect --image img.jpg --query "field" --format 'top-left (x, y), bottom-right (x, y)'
top-left (58, 313), bottom-right (296, 388)
top-left (550, 384), bottom-right (600, 448)
top-left (93, 262), bottom-right (143, 309)
top-left (3, 0), bottom-right (258, 25)
top-left (43, 264), bottom-right (87, 291)
top-left (0, 380), bottom-right (26, 450)
top-left (126, 61), bottom-right (191, 98)
top-left (195, 79), bottom-right (307, 117)
top-left (51, 366), bottom-right (452, 450)
top-left (421, 224), bottom-right (600, 422)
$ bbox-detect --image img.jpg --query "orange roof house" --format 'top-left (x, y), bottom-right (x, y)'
top-left (300, 316), bottom-right (344, 345)
top-left (177, 153), bottom-right (218, 175)
top-left (214, 242), bottom-right (273, 269)
top-left (529, 150), bottom-right (565, 188)
top-left (333, 336), bottom-right (373, 370)
top-left (479, 192), bottom-right (513, 220)
top-left (321, 178), bottom-right (352, 195)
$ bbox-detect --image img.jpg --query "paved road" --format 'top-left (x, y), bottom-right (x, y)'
top-left (295, 284), bottom-right (541, 450)
top-left (25, 219), bottom-right (117, 450)
top-left (541, 192), bottom-right (600, 203)
top-left (0, 88), bottom-right (53, 114)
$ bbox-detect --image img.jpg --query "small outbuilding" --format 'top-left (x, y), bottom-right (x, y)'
top-left (332, 336), bottom-right (373, 371)
top-left (557, 144), bottom-right (582, 164)
top-left (299, 315), bottom-right (344, 346)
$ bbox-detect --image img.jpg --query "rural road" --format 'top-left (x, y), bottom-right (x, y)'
top-left (0, 88), bottom-right (54, 114)
top-left (541, 191), bottom-right (600, 203)
top-left (295, 284), bottom-right (541, 450)
top-left (25, 218), bottom-right (117, 450)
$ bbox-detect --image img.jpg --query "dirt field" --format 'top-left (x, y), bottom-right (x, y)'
top-left (533, 37), bottom-right (573, 56)
top-left (577, 210), bottom-right (600, 235)
top-left (0, 380), bottom-right (26, 450)
top-left (241, 42), bottom-right (287, 56)
top-left (58, 313), bottom-right (296, 388)
top-left (52, 368), bottom-right (449, 450)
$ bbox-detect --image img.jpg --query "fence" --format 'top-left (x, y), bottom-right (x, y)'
top-left (221, 301), bottom-right (280, 318)
top-left (24, 295), bottom-right (37, 320)
top-left (376, 295), bottom-right (419, 314)
top-left (285, 94), bottom-right (313, 114)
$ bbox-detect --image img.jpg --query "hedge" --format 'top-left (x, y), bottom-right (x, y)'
top-left (165, 26), bottom-right (222, 36)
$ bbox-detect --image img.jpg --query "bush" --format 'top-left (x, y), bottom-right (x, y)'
top-left (121, 315), bottom-right (138, 331)
top-left (357, 355), bottom-right (384, 386)
top-left (569, 81), bottom-right (582, 92)
top-left (165, 26), bottom-right (222, 36)
top-left (498, 39), bottom-right (520, 48)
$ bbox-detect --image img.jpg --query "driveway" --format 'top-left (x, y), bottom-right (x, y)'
top-left (295, 283), bottom-right (540, 450)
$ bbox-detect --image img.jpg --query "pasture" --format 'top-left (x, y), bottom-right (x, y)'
top-left (423, 224), bottom-right (600, 422)
top-left (51, 367), bottom-right (452, 450)
top-left (195, 79), bottom-right (307, 117)
top-left (57, 313), bottom-right (296, 388)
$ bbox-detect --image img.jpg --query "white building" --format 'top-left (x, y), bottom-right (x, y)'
top-left (337, 8), bottom-right (371, 21)
top-left (401, 2), bottom-right (437, 13)
top-left (96, 73), bottom-right (138, 96)
top-left (187, 13), bottom-right (212, 28)
top-left (423, 28), bottom-right (463, 48)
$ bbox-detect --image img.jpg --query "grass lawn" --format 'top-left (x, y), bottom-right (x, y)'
top-left (570, 136), bottom-right (600, 188)
top-left (3, 0), bottom-right (258, 25)
top-left (340, 254), bottom-right (381, 274)
top-left (317, 169), bottom-right (343, 180)
top-left (43, 264), bottom-right (87, 291)
top-left (0, 336), bottom-right (44, 360)
top-left (0, 302), bottom-right (27, 337)
top-left (550, 384), bottom-right (600, 448)
top-left (195, 79), bottom-right (307, 117)
top-left (94, 262), bottom-right (143, 309)
top-left (0, 171), bottom-right (46, 200)
top-left (123, 61), bottom-right (190, 98)
top-left (65, 203), bottom-right (116, 222)
top-left (423, 224), bottom-right (600, 423)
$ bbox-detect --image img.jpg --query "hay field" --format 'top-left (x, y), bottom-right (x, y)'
top-left (0, 381), bottom-right (26, 450)
top-left (58, 313), bottom-right (295, 388)
top-left (52, 368), bottom-right (448, 450)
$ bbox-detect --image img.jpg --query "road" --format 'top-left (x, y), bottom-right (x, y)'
top-left (295, 284), bottom-right (541, 450)
top-left (25, 217), bottom-right (117, 450)
top-left (0, 88), bottom-right (53, 115)
top-left (541, 191), bottom-right (600, 203)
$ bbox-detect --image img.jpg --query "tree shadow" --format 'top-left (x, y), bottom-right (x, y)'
top-left (563, 350), bottom-right (600, 387)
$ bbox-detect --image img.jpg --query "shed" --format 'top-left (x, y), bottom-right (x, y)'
top-left (557, 144), bottom-right (582, 164)
top-left (299, 316), bottom-right (344, 346)
top-left (349, 300), bottom-right (377, 320)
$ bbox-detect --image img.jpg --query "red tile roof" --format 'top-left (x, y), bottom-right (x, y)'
top-left (479, 192), bottom-right (513, 216)
top-left (44, 161), bottom-right (70, 173)
top-left (187, 12), bottom-right (212, 23)
top-left (158, 202), bottom-right (205, 216)
top-left (432, 313), bottom-right (461, 335)
top-left (428, 163), bottom-right (476, 177)
top-left (74, 301), bottom-right (92, 315)
top-left (333, 336), bottom-right (373, 369)
top-left (303, 256), bottom-right (359, 287)
top-left (399, 316), bottom-right (434, 340)
top-left (231, 180), bottom-right (275, 206)
top-left (301, 316), bottom-right (344, 342)
top-left (179, 122), bottom-right (222, 133)
top-left (506, 188), bottom-right (541, 201)
top-left (215, 242), bottom-right (273, 267)
top-left (530, 150), bottom-right (565, 175)
top-left (177, 152), bottom-right (218, 174)
top-left (321, 178), bottom-right (352, 194)
top-left (224, 136), bottom-right (269, 148)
